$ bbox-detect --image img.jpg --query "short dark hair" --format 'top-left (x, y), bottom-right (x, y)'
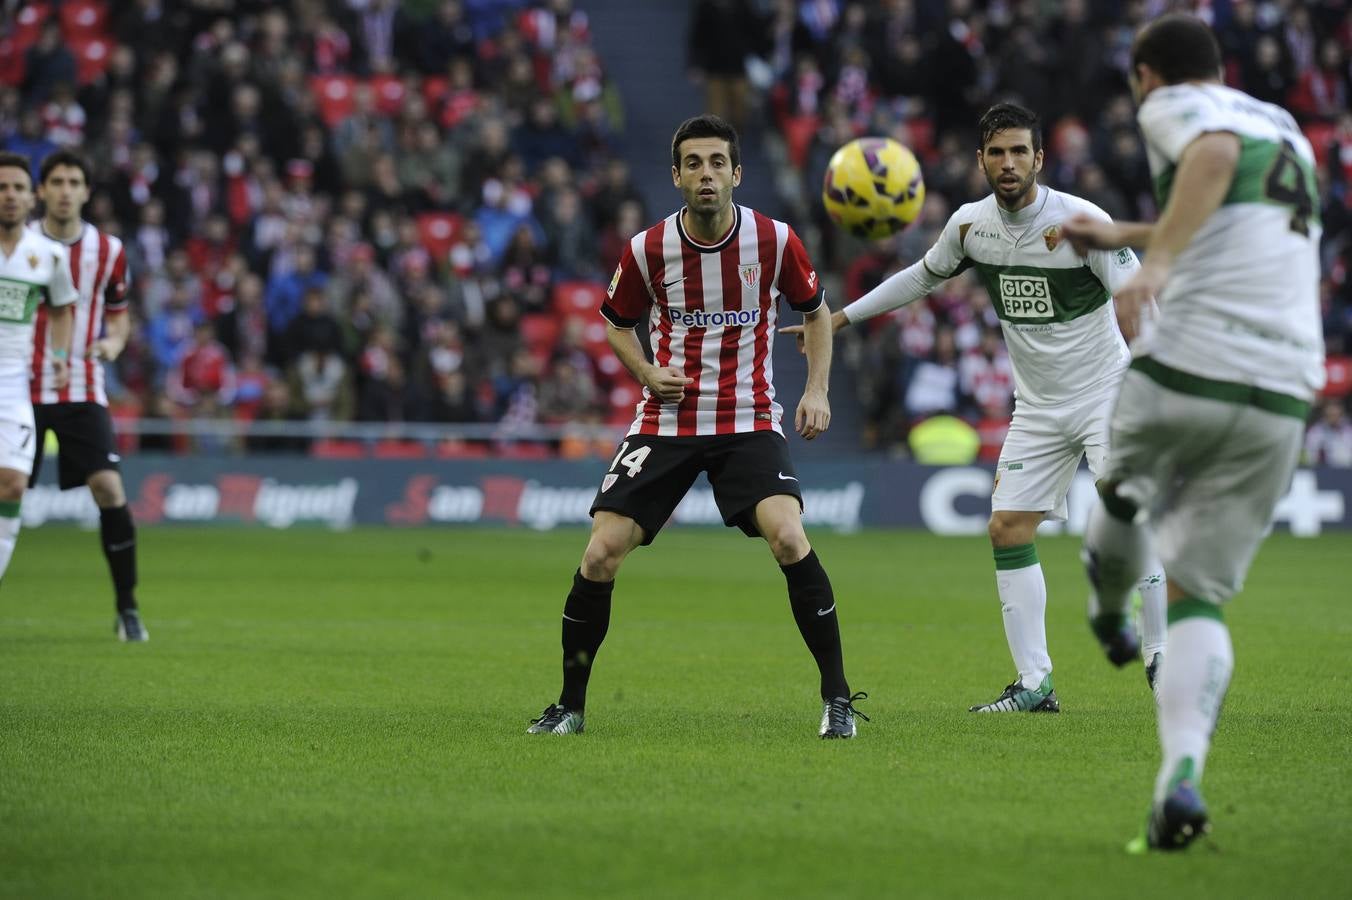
top-left (1132, 14), bottom-right (1222, 85)
top-left (978, 102), bottom-right (1042, 154)
top-left (39, 149), bottom-right (92, 186)
top-left (0, 151), bottom-right (32, 185)
top-left (671, 114), bottom-right (740, 171)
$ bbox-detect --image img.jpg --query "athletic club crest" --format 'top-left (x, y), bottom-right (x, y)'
top-left (601, 473), bottom-right (618, 493)
top-left (1042, 225), bottom-right (1061, 252)
top-left (739, 263), bottom-right (761, 289)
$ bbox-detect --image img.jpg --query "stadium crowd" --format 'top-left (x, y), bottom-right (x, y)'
top-left (0, 0), bottom-right (1349, 464)
top-left (704, 0), bottom-right (1352, 459)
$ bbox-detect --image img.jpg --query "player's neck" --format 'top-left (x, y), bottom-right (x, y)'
top-left (682, 205), bottom-right (735, 245)
top-left (42, 215), bottom-right (81, 243)
top-left (0, 223), bottom-right (22, 254)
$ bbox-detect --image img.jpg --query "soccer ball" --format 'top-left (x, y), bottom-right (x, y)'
top-left (821, 137), bottom-right (925, 240)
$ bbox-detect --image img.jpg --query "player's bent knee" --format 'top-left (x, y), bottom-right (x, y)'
top-left (987, 510), bottom-right (1039, 547)
top-left (581, 513), bottom-right (642, 579)
top-left (763, 520), bottom-right (810, 564)
top-left (0, 470), bottom-right (26, 502)
top-left (87, 471), bottom-right (126, 508)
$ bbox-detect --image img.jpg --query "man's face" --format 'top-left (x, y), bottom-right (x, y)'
top-left (0, 165), bottom-right (34, 229)
top-left (978, 128), bottom-right (1042, 208)
top-left (672, 137), bottom-right (740, 216)
top-left (38, 163), bottom-right (89, 222)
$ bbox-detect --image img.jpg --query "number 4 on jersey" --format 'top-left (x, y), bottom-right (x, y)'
top-left (1264, 139), bottom-right (1316, 237)
top-left (608, 441), bottom-right (651, 478)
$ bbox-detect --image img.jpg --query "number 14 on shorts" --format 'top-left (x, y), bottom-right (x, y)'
top-left (602, 441), bottom-right (651, 492)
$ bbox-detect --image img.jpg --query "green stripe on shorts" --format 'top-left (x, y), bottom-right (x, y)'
top-left (1167, 597), bottom-right (1224, 625)
top-left (1130, 357), bottom-right (1311, 420)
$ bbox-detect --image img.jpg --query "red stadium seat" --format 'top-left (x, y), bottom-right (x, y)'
top-left (520, 313), bottom-right (562, 356)
top-left (415, 212), bottom-right (463, 259)
top-left (311, 438), bottom-right (366, 459)
top-left (0, 37), bottom-right (26, 87)
top-left (1303, 122), bottom-right (1335, 167)
top-left (368, 74), bottom-right (406, 117)
top-left (310, 75), bottom-right (356, 128)
top-left (373, 439), bottom-right (428, 459)
top-left (1323, 355), bottom-right (1352, 398)
top-left (70, 36), bottom-right (111, 85)
top-left (552, 281), bottom-right (606, 318)
top-left (421, 76), bottom-right (450, 108)
top-left (12, 4), bottom-right (49, 51)
top-left (437, 440), bottom-right (489, 459)
top-left (782, 114), bottom-right (818, 170)
top-left (60, 1), bottom-right (108, 39)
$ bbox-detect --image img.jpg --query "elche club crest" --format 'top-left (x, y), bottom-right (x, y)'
top-left (1042, 225), bottom-right (1061, 252)
top-left (739, 263), bottom-right (760, 289)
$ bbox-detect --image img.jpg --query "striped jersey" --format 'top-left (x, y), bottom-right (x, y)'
top-left (602, 205), bottom-right (824, 437)
top-left (0, 228), bottom-right (76, 407)
top-left (30, 222), bottom-right (129, 406)
top-left (1136, 82), bottom-right (1324, 402)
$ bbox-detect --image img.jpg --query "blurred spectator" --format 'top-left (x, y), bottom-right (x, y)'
top-left (23, 20), bottom-right (77, 104)
top-left (904, 327), bottom-right (963, 421)
top-left (1306, 399), bottom-right (1352, 467)
top-left (291, 350), bottom-right (352, 422)
top-left (265, 244), bottom-right (328, 348)
top-left (169, 322), bottom-right (237, 413)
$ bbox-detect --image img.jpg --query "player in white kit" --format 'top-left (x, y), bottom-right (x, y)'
top-left (0, 152), bottom-right (76, 585)
top-left (1062, 15), bottom-right (1324, 851)
top-left (787, 103), bottom-right (1168, 712)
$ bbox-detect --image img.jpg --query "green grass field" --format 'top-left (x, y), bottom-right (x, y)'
top-left (1, 526), bottom-right (1348, 899)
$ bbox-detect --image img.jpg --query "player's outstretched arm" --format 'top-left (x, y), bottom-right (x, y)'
top-left (605, 321), bottom-right (691, 404)
top-left (93, 310), bottom-right (131, 361)
top-left (796, 303), bottom-right (832, 440)
top-left (780, 257), bottom-right (945, 353)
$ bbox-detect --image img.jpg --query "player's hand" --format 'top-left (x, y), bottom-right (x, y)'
top-left (92, 338), bottom-right (124, 362)
top-left (51, 358), bottom-right (69, 390)
top-left (795, 387), bottom-right (830, 440)
top-left (779, 310), bottom-right (847, 354)
top-left (1061, 214), bottom-right (1126, 256)
top-left (642, 365), bottom-right (693, 404)
top-left (1113, 260), bottom-right (1167, 344)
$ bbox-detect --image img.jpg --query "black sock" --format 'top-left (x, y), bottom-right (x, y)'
top-left (99, 505), bottom-right (138, 612)
top-left (558, 569), bottom-right (613, 711)
top-left (782, 549), bottom-right (849, 701)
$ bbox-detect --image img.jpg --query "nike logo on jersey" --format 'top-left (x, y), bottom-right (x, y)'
top-left (816, 604), bottom-right (835, 616)
top-left (107, 540), bottom-right (136, 552)
top-left (662, 277), bottom-right (686, 288)
top-left (561, 613), bottom-right (587, 623)
top-left (777, 472), bottom-right (798, 481)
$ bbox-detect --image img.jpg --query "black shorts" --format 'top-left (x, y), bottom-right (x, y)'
top-left (589, 431), bottom-right (803, 545)
top-left (30, 402), bottom-right (121, 490)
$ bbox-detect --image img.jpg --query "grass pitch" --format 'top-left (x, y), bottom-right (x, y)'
top-left (1, 526), bottom-right (1349, 899)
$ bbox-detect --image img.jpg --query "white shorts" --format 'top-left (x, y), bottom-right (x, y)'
top-left (993, 386), bottom-right (1116, 522)
top-left (1105, 367), bottom-right (1305, 603)
top-left (0, 402), bottom-right (36, 476)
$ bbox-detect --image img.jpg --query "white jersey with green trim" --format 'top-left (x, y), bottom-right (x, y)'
top-left (0, 229), bottom-right (77, 406)
top-left (845, 187), bottom-right (1138, 408)
top-left (1137, 81), bottom-right (1323, 401)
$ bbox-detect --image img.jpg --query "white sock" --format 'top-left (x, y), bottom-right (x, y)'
top-left (1083, 499), bottom-right (1150, 619)
top-left (994, 544), bottom-right (1051, 690)
top-left (1154, 607), bottom-right (1232, 803)
top-left (1137, 562), bottom-right (1168, 664)
top-left (0, 512), bottom-right (20, 579)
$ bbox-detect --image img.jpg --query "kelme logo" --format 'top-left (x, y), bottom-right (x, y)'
top-left (998, 274), bottom-right (1052, 318)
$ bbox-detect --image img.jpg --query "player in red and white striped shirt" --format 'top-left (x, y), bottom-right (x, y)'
top-left (527, 116), bottom-right (865, 739)
top-left (30, 150), bottom-right (146, 642)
